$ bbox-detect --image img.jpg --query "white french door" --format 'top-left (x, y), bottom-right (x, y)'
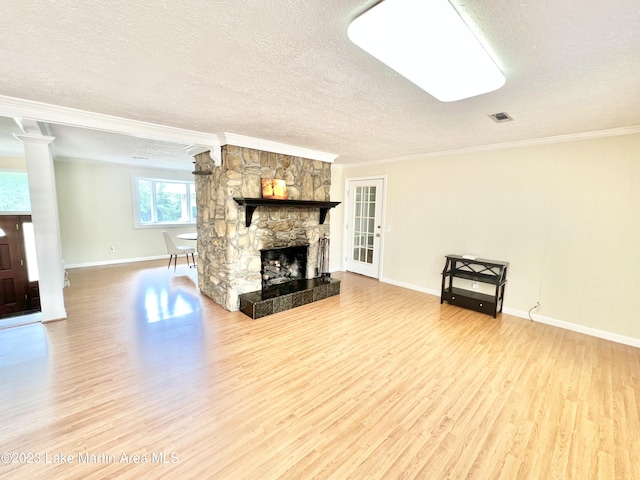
top-left (345, 178), bottom-right (384, 278)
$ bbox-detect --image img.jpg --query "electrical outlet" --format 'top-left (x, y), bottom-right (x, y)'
top-left (472, 281), bottom-right (478, 289)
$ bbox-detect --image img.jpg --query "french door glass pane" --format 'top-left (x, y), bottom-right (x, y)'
top-left (351, 186), bottom-right (376, 265)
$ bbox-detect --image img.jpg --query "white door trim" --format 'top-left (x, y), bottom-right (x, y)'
top-left (343, 175), bottom-right (387, 279)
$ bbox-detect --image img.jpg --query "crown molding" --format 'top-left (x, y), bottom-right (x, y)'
top-left (340, 124), bottom-right (640, 167)
top-left (54, 155), bottom-right (195, 172)
top-left (221, 132), bottom-right (338, 163)
top-left (425, 125), bottom-right (640, 158)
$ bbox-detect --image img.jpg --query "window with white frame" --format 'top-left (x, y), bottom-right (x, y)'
top-left (0, 171), bottom-right (31, 212)
top-left (133, 177), bottom-right (196, 226)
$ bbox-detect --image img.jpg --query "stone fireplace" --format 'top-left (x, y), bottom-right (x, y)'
top-left (193, 145), bottom-right (339, 314)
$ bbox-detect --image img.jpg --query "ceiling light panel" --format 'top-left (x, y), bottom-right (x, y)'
top-left (348, 0), bottom-right (506, 102)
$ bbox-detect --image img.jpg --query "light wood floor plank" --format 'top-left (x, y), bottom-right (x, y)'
top-left (1, 260), bottom-right (639, 479)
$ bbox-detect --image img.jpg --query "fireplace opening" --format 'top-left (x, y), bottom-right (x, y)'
top-left (261, 245), bottom-right (308, 288)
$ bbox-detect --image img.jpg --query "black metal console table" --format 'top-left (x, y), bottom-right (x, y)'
top-left (440, 255), bottom-right (509, 318)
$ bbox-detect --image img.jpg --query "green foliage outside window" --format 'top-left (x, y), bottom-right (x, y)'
top-left (135, 177), bottom-right (195, 225)
top-left (155, 182), bottom-right (186, 222)
top-left (138, 179), bottom-right (152, 223)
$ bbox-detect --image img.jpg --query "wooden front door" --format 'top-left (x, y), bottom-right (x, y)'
top-left (0, 215), bottom-right (40, 318)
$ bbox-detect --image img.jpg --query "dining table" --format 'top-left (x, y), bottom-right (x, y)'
top-left (177, 232), bottom-right (197, 241)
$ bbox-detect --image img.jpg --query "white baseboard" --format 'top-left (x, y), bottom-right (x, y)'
top-left (503, 308), bottom-right (640, 349)
top-left (64, 254), bottom-right (176, 269)
top-left (379, 276), bottom-right (441, 297)
top-left (378, 276), bottom-right (640, 349)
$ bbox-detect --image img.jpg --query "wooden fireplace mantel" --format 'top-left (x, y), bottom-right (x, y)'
top-left (233, 197), bottom-right (341, 227)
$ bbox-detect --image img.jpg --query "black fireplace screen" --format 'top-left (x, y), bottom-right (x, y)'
top-left (261, 245), bottom-right (308, 287)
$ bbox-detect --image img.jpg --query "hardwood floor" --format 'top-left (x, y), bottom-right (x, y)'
top-left (1, 260), bottom-right (639, 479)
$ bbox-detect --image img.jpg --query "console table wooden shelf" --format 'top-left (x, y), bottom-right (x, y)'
top-left (233, 198), bottom-right (341, 227)
top-left (440, 255), bottom-right (509, 318)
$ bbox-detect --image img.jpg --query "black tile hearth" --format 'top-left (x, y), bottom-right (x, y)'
top-left (239, 277), bottom-right (340, 319)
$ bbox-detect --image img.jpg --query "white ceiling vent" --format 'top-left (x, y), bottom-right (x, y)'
top-left (489, 112), bottom-right (513, 123)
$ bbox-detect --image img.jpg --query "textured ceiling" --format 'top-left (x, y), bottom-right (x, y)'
top-left (0, 0), bottom-right (639, 165)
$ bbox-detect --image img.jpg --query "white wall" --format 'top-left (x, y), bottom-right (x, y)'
top-left (0, 156), bottom-right (26, 171)
top-left (334, 133), bottom-right (640, 344)
top-left (55, 159), bottom-right (196, 267)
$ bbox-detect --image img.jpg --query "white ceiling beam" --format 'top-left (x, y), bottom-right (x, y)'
top-left (0, 95), bottom-right (338, 165)
top-left (0, 94), bottom-right (222, 158)
top-left (222, 133), bottom-right (338, 163)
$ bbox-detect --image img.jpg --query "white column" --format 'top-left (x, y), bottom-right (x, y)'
top-left (15, 133), bottom-right (67, 322)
